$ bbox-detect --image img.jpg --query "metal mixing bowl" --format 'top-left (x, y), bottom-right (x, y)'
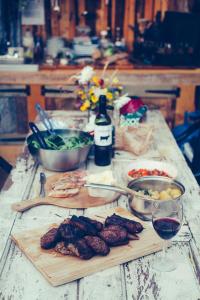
top-left (128, 176), bottom-right (185, 221)
top-left (27, 129), bottom-right (92, 172)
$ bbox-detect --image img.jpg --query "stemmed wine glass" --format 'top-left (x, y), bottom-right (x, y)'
top-left (151, 197), bottom-right (183, 272)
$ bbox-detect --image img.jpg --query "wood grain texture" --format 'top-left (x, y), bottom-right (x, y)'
top-left (1, 69), bottom-right (200, 86)
top-left (11, 207), bottom-right (164, 287)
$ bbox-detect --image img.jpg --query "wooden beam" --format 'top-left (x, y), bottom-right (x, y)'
top-left (51, 11), bottom-right (60, 36)
top-left (78, 0), bottom-right (85, 26)
top-left (59, 0), bottom-right (76, 39)
top-left (124, 0), bottom-right (135, 51)
top-left (96, 0), bottom-right (108, 35)
top-left (144, 0), bottom-right (154, 21)
top-left (153, 0), bottom-right (162, 19)
top-left (100, 0), bottom-right (108, 30)
top-left (2, 69), bottom-right (200, 86)
top-left (27, 85), bottom-right (45, 122)
top-left (161, 0), bottom-right (169, 19)
top-left (111, 0), bottom-right (116, 37)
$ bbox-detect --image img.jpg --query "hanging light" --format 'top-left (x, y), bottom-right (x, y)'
top-left (51, 0), bottom-right (60, 12)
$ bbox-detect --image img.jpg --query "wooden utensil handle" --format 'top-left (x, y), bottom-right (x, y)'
top-left (12, 198), bottom-right (46, 212)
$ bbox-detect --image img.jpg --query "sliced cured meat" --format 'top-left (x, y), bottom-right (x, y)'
top-left (48, 188), bottom-right (79, 198)
top-left (48, 169), bottom-right (87, 198)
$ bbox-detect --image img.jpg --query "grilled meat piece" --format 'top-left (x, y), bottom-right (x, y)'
top-left (55, 241), bottom-right (74, 255)
top-left (55, 239), bottom-right (94, 260)
top-left (99, 225), bottom-right (128, 246)
top-left (58, 223), bottom-right (85, 242)
top-left (70, 215), bottom-right (98, 235)
top-left (110, 239), bottom-right (129, 246)
top-left (79, 216), bottom-right (103, 231)
top-left (104, 224), bottom-right (127, 232)
top-left (104, 224), bottom-right (139, 241)
top-left (73, 238), bottom-right (94, 259)
top-left (40, 228), bottom-right (60, 249)
top-left (127, 233), bottom-right (139, 240)
top-left (84, 236), bottom-right (110, 256)
top-left (105, 214), bottom-right (143, 234)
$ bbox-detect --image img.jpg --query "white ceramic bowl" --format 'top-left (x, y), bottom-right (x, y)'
top-left (126, 160), bottom-right (178, 182)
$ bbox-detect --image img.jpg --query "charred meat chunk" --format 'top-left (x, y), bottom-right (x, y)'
top-left (105, 214), bottom-right (143, 234)
top-left (40, 228), bottom-right (60, 249)
top-left (55, 241), bottom-right (74, 255)
top-left (99, 225), bottom-right (128, 246)
top-left (84, 236), bottom-right (110, 256)
top-left (79, 216), bottom-right (103, 231)
top-left (104, 224), bottom-right (139, 241)
top-left (55, 239), bottom-right (94, 260)
top-left (73, 238), bottom-right (94, 259)
top-left (70, 215), bottom-right (98, 235)
top-left (58, 223), bottom-right (85, 242)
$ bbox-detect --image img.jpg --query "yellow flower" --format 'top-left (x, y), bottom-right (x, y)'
top-left (118, 86), bottom-right (123, 90)
top-left (92, 76), bottom-right (100, 85)
top-left (81, 93), bottom-right (86, 100)
top-left (80, 100), bottom-right (90, 111)
top-left (84, 100), bottom-right (90, 108)
top-left (91, 95), bottom-right (98, 103)
top-left (80, 105), bottom-right (87, 111)
top-left (89, 88), bottom-right (94, 95)
top-left (78, 90), bottom-right (84, 95)
top-left (106, 92), bottom-right (113, 100)
top-left (112, 77), bottom-right (119, 84)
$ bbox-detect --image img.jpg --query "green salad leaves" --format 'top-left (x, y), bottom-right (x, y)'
top-left (31, 134), bottom-right (93, 151)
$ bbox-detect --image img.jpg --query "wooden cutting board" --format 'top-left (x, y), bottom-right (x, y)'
top-left (12, 173), bottom-right (120, 212)
top-left (11, 207), bottom-right (165, 286)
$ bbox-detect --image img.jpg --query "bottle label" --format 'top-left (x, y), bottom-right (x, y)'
top-left (94, 125), bottom-right (112, 146)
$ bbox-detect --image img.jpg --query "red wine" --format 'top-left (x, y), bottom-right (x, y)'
top-left (153, 218), bottom-right (181, 240)
top-left (94, 95), bottom-right (112, 166)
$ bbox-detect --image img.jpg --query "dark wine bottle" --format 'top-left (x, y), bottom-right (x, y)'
top-left (94, 95), bottom-right (112, 166)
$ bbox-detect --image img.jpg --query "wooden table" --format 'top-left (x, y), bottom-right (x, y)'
top-left (1, 111), bottom-right (200, 300)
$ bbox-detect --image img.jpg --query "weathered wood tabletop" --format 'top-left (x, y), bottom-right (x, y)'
top-left (1, 111), bottom-right (200, 300)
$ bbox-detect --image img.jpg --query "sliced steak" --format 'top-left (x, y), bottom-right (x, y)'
top-left (40, 228), bottom-right (60, 249)
top-left (79, 216), bottom-right (103, 231)
top-left (84, 236), bottom-right (110, 256)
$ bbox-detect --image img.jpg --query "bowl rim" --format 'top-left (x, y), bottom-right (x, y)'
top-left (128, 175), bottom-right (185, 202)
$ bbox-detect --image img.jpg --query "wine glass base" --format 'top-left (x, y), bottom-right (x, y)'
top-left (152, 256), bottom-right (177, 272)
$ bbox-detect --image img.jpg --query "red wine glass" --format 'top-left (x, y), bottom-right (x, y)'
top-left (151, 198), bottom-right (183, 272)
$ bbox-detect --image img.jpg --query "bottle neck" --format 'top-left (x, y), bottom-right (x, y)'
top-left (99, 103), bottom-right (107, 114)
top-left (98, 96), bottom-right (107, 115)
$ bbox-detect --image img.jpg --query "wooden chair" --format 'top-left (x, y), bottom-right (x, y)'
top-left (0, 156), bottom-right (12, 190)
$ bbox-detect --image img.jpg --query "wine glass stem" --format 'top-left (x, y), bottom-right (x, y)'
top-left (162, 241), bottom-right (167, 259)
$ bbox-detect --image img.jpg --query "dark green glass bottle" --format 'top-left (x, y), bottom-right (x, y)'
top-left (94, 95), bottom-right (112, 166)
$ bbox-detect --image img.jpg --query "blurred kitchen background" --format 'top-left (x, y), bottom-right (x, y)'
top-left (1, 0), bottom-right (200, 187)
